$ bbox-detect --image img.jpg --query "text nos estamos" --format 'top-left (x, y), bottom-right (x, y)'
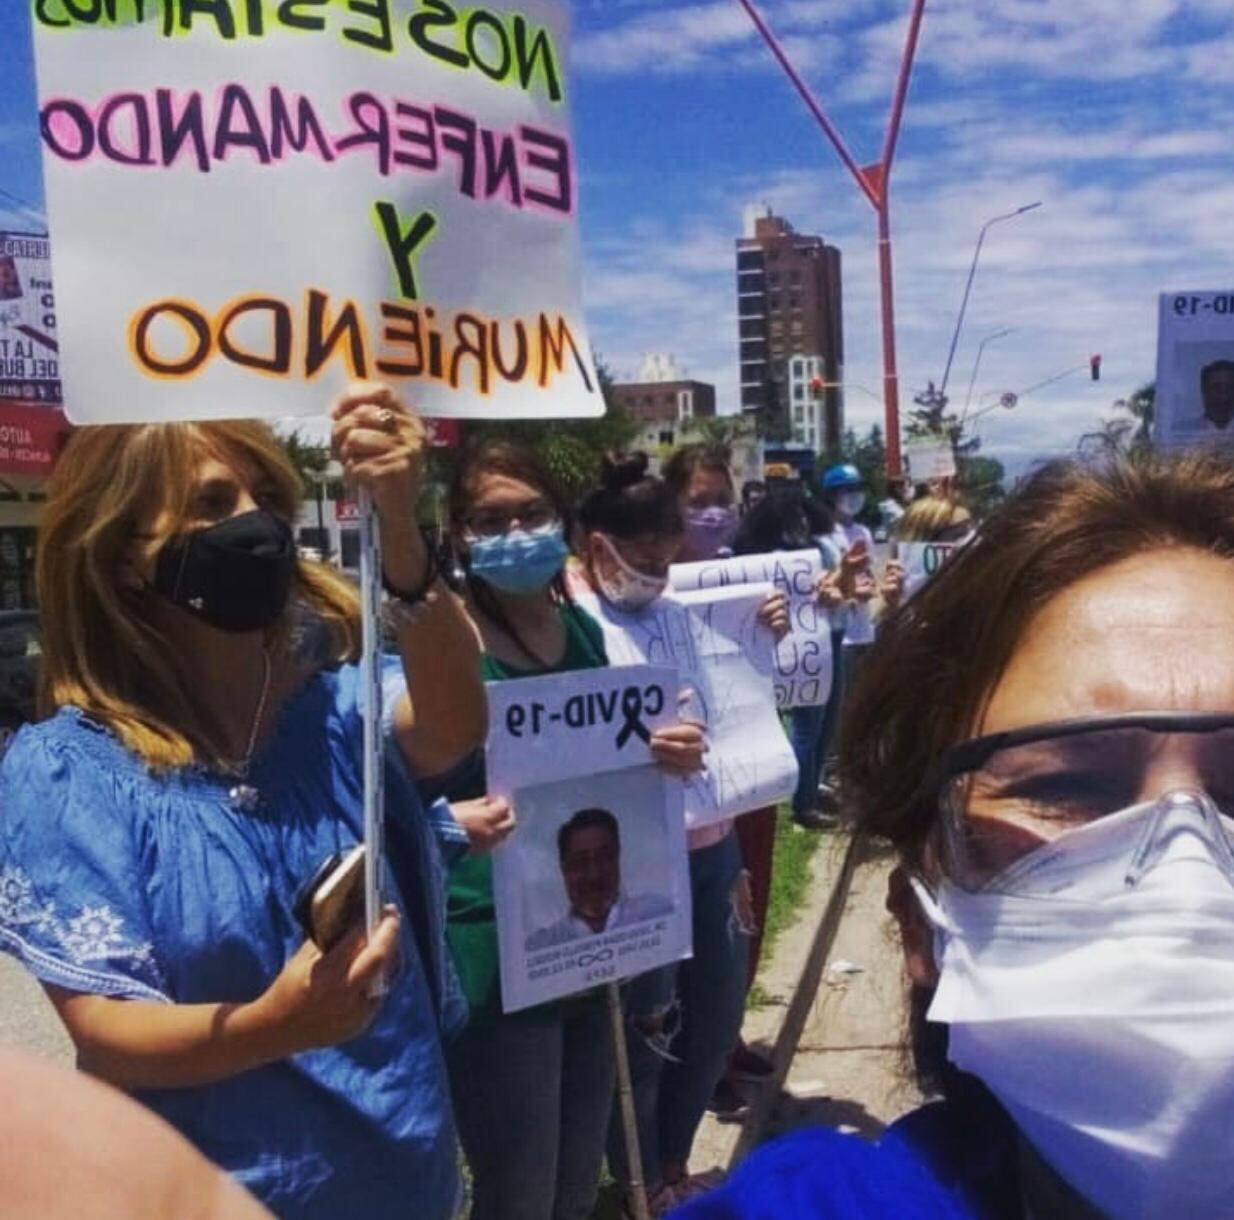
top-left (33, 0), bottom-right (564, 105)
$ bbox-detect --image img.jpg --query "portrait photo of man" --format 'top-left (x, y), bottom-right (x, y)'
top-left (525, 808), bottom-right (673, 951)
top-left (1201, 360), bottom-right (1234, 431)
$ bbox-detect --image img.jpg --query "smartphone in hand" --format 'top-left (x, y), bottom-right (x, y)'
top-left (293, 845), bottom-right (366, 951)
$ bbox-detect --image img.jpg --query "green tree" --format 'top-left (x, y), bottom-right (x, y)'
top-left (278, 428), bottom-right (330, 496)
top-left (1113, 382), bottom-right (1155, 449)
top-left (956, 453), bottom-right (1007, 517)
top-left (458, 354), bottom-right (640, 501)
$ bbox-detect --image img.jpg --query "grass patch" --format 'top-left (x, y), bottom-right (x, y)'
top-left (748, 807), bottom-right (824, 1009)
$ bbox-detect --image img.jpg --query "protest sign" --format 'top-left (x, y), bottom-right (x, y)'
top-left (896, 540), bottom-right (960, 600)
top-left (486, 665), bottom-right (691, 1013)
top-left (0, 232), bottom-right (60, 406)
top-left (577, 587), bottom-right (798, 828)
top-left (30, 1), bottom-right (599, 425)
top-left (1155, 292), bottom-right (1234, 447)
top-left (669, 550), bottom-right (832, 709)
top-left (905, 436), bottom-right (956, 481)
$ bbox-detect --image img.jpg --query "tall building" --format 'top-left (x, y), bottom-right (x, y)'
top-left (611, 354), bottom-right (717, 456)
top-left (736, 208), bottom-right (844, 453)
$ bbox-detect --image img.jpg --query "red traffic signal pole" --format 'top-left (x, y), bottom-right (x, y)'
top-left (735, 0), bottom-right (927, 479)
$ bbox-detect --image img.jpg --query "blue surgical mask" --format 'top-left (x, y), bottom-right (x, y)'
top-left (467, 523), bottom-right (567, 595)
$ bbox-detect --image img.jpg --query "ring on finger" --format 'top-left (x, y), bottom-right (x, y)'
top-left (377, 407), bottom-right (396, 431)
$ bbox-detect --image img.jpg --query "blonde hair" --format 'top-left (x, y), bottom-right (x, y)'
top-left (37, 421), bottom-right (360, 770)
top-left (894, 496), bottom-right (970, 543)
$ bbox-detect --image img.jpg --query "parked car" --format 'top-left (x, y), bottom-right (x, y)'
top-left (0, 610), bottom-right (39, 760)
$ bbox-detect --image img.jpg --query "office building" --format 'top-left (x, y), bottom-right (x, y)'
top-left (611, 354), bottom-right (717, 454)
top-left (736, 208), bottom-right (844, 452)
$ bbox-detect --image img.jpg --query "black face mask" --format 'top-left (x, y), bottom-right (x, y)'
top-left (152, 510), bottom-right (295, 634)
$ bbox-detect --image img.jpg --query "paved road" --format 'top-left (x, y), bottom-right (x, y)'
top-left (0, 952), bottom-right (73, 1065)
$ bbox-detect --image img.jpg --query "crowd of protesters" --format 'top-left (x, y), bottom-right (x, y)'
top-left (3, 380), bottom-right (1229, 1220)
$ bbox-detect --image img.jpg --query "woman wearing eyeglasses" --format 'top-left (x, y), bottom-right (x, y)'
top-left (439, 440), bottom-right (705, 1220)
top-left (675, 450), bottom-right (1234, 1220)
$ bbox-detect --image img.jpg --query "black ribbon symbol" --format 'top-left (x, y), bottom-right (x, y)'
top-left (616, 686), bottom-right (652, 748)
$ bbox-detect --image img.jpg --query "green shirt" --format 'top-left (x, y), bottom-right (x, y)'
top-left (445, 601), bottom-right (608, 1023)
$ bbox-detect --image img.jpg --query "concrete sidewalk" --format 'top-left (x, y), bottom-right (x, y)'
top-left (765, 839), bottom-right (923, 1141)
top-left (690, 833), bottom-right (922, 1175)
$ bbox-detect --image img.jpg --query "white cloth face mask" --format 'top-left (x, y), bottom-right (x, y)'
top-left (593, 533), bottom-right (668, 612)
top-left (913, 792), bottom-right (1234, 1220)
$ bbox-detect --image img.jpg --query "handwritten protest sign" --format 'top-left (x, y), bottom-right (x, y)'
top-left (896, 540), bottom-right (960, 600)
top-left (486, 665), bottom-right (691, 1013)
top-left (30, 1), bottom-right (599, 424)
top-left (0, 232), bottom-right (60, 407)
top-left (577, 586), bottom-right (798, 829)
top-left (669, 550), bottom-right (832, 709)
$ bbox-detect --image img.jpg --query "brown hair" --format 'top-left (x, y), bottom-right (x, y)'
top-left (662, 443), bottom-right (733, 499)
top-left (578, 452), bottom-right (683, 541)
top-left (447, 438), bottom-right (575, 665)
top-left (37, 422), bottom-right (360, 769)
top-left (894, 496), bottom-right (970, 543)
top-left (842, 450), bottom-right (1234, 869)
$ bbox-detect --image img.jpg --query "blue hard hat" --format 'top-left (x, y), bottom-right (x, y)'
top-left (822, 464), bottom-right (864, 491)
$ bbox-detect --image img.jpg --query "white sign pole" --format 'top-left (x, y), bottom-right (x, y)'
top-left (358, 487), bottom-right (385, 939)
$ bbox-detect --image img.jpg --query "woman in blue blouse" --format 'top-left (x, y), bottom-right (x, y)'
top-left (0, 382), bottom-right (485, 1219)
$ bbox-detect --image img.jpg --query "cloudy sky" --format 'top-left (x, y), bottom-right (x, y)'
top-left (3, 1), bottom-right (1234, 473)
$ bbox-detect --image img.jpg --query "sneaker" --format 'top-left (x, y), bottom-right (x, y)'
top-left (707, 1078), bottom-right (750, 1122)
top-left (728, 1043), bottom-right (774, 1083)
top-left (792, 806), bottom-right (839, 831)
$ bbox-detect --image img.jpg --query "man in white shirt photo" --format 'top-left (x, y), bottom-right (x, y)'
top-left (525, 808), bottom-right (672, 951)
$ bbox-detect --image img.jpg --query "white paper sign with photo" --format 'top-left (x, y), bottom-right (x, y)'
top-left (486, 665), bottom-right (692, 1014)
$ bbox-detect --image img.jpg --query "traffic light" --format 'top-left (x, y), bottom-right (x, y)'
top-left (1090, 354), bottom-right (1102, 381)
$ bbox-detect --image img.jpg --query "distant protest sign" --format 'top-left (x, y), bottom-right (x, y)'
top-left (905, 436), bottom-right (956, 482)
top-left (577, 586), bottom-right (798, 829)
top-left (486, 665), bottom-right (691, 1013)
top-left (0, 232), bottom-right (60, 406)
top-left (1155, 292), bottom-right (1234, 448)
top-left (30, 1), bottom-right (599, 425)
top-left (896, 540), bottom-right (960, 600)
top-left (669, 550), bottom-right (832, 709)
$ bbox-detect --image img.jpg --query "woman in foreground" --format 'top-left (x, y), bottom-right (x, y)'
top-left (675, 450), bottom-right (1234, 1219)
top-left (0, 383), bottom-right (485, 1219)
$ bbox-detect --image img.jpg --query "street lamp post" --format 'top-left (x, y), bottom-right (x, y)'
top-left (939, 203), bottom-right (1042, 399)
top-left (963, 327), bottom-right (1015, 416)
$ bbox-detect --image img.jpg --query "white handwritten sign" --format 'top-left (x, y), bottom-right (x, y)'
top-left (486, 665), bottom-right (691, 1013)
top-left (897, 540), bottom-right (960, 600)
top-left (669, 550), bottom-right (832, 709)
top-left (31, 1), bottom-right (599, 424)
top-left (577, 586), bottom-right (798, 829)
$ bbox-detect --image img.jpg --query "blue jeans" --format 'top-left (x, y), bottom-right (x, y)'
top-left (610, 832), bottom-right (749, 1186)
top-left (789, 701), bottom-right (829, 815)
top-left (448, 995), bottom-right (615, 1220)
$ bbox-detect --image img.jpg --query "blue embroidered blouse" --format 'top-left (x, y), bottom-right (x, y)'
top-left (0, 659), bottom-right (468, 1220)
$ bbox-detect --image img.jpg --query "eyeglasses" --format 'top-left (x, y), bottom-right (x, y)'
top-left (464, 500), bottom-right (558, 539)
top-left (930, 712), bottom-right (1234, 889)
